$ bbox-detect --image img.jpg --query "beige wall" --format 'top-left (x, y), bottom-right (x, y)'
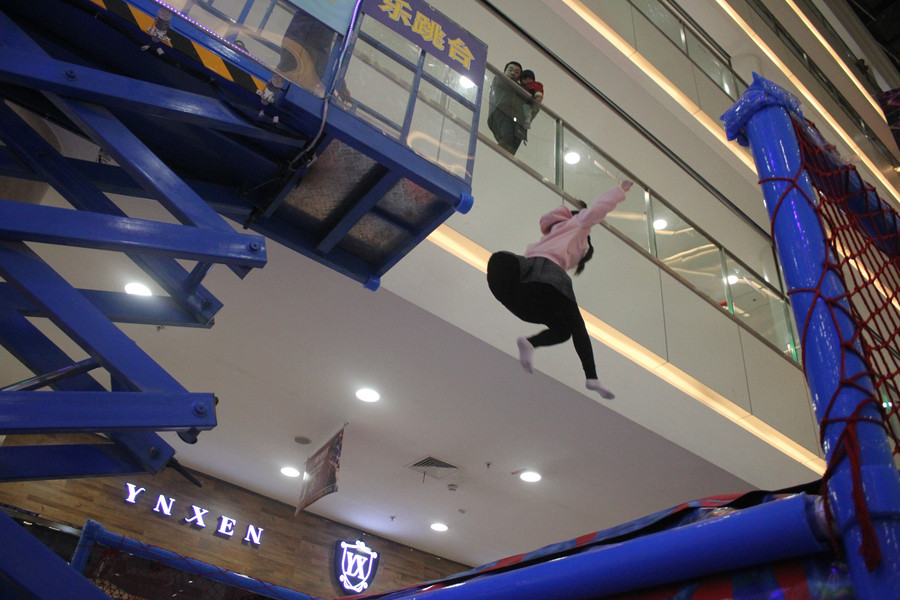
top-left (0, 434), bottom-right (469, 598)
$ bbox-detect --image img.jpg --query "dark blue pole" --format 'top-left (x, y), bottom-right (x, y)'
top-left (722, 73), bottom-right (900, 600)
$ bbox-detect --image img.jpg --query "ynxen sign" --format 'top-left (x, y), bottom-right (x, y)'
top-left (124, 483), bottom-right (264, 546)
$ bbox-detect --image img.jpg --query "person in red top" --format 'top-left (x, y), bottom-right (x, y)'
top-left (519, 69), bottom-right (544, 130)
top-left (487, 181), bottom-right (632, 399)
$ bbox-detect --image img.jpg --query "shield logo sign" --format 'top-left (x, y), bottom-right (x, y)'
top-left (334, 539), bottom-right (379, 594)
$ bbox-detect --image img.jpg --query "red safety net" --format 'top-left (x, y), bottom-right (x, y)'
top-left (83, 540), bottom-right (300, 600)
top-left (764, 116), bottom-right (900, 570)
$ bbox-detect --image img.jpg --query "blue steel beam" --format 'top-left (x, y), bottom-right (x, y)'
top-left (0, 148), bottom-right (261, 216)
top-left (0, 297), bottom-right (177, 476)
top-left (316, 167), bottom-right (401, 253)
top-left (0, 200), bottom-right (266, 269)
top-left (1, 284), bottom-right (218, 328)
top-left (0, 391), bottom-right (216, 434)
top-left (0, 512), bottom-right (111, 600)
top-left (375, 203), bottom-right (457, 278)
top-left (0, 299), bottom-right (106, 392)
top-left (0, 101), bottom-right (224, 325)
top-left (48, 97), bottom-right (253, 277)
top-left (0, 49), bottom-right (303, 145)
top-left (0, 242), bottom-right (189, 394)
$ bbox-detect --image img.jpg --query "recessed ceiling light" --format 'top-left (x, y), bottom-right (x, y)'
top-left (519, 470), bottom-right (542, 482)
top-left (727, 275), bottom-right (739, 285)
top-left (356, 388), bottom-right (380, 402)
top-left (564, 151), bottom-right (581, 165)
top-left (280, 466), bottom-right (301, 478)
top-left (124, 282), bottom-right (152, 296)
top-left (459, 75), bottom-right (475, 89)
top-left (653, 219), bottom-right (668, 230)
top-left (430, 522), bottom-right (448, 532)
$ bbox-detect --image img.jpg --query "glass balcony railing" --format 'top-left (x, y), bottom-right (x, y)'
top-left (582, 0), bottom-right (747, 133)
top-left (583, 0), bottom-right (898, 173)
top-left (479, 65), bottom-right (800, 362)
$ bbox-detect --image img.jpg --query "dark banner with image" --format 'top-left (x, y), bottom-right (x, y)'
top-left (296, 427), bottom-right (344, 513)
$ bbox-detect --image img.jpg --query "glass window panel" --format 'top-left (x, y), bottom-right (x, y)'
top-left (630, 0), bottom-right (685, 51)
top-left (724, 253), bottom-right (798, 359)
top-left (409, 79), bottom-right (474, 179)
top-left (360, 15), bottom-right (421, 65)
top-left (342, 36), bottom-right (414, 136)
top-left (592, 158), bottom-right (649, 252)
top-left (174, 0), bottom-right (238, 38)
top-left (581, 0), bottom-right (637, 47)
top-left (240, 2), bottom-right (320, 72)
top-left (685, 29), bottom-right (731, 96)
top-left (651, 196), bottom-right (726, 304)
top-left (424, 59), bottom-right (479, 105)
top-left (513, 104), bottom-right (556, 182)
top-left (561, 127), bottom-right (605, 202)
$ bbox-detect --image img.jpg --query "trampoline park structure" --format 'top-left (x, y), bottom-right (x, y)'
top-left (0, 0), bottom-right (899, 598)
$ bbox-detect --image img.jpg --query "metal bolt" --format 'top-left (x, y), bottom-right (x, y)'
top-left (193, 401), bottom-right (208, 416)
top-left (149, 446), bottom-right (161, 459)
top-left (65, 69), bottom-right (77, 80)
top-left (249, 241), bottom-right (261, 253)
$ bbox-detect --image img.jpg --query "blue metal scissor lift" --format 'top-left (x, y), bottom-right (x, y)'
top-left (0, 0), bottom-right (484, 595)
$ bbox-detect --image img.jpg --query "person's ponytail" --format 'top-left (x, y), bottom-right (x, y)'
top-left (575, 236), bottom-right (593, 275)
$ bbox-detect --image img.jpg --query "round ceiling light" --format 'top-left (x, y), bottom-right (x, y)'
top-left (519, 470), bottom-right (542, 482)
top-left (356, 388), bottom-right (381, 402)
top-left (124, 282), bottom-right (152, 296)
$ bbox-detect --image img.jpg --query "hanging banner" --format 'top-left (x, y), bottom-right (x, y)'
top-left (296, 427), bottom-right (344, 514)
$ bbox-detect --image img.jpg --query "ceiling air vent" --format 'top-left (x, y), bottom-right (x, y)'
top-left (406, 456), bottom-right (461, 480)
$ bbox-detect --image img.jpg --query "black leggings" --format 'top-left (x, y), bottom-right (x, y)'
top-left (487, 253), bottom-right (597, 379)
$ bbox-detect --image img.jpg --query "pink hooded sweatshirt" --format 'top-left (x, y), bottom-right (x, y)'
top-left (524, 186), bottom-right (626, 271)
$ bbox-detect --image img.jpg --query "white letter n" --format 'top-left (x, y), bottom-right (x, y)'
top-left (153, 495), bottom-right (175, 516)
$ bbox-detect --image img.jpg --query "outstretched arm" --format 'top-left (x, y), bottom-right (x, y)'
top-left (576, 181), bottom-right (632, 226)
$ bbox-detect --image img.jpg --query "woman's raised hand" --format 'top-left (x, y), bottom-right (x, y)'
top-left (621, 180), bottom-right (633, 192)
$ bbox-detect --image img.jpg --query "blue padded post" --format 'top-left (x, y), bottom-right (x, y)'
top-left (375, 493), bottom-right (826, 600)
top-left (722, 73), bottom-right (900, 600)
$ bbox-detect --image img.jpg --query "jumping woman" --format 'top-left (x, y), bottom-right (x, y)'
top-left (487, 181), bottom-right (632, 399)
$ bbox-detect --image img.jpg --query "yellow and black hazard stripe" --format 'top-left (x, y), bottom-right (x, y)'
top-left (87, 0), bottom-right (265, 96)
